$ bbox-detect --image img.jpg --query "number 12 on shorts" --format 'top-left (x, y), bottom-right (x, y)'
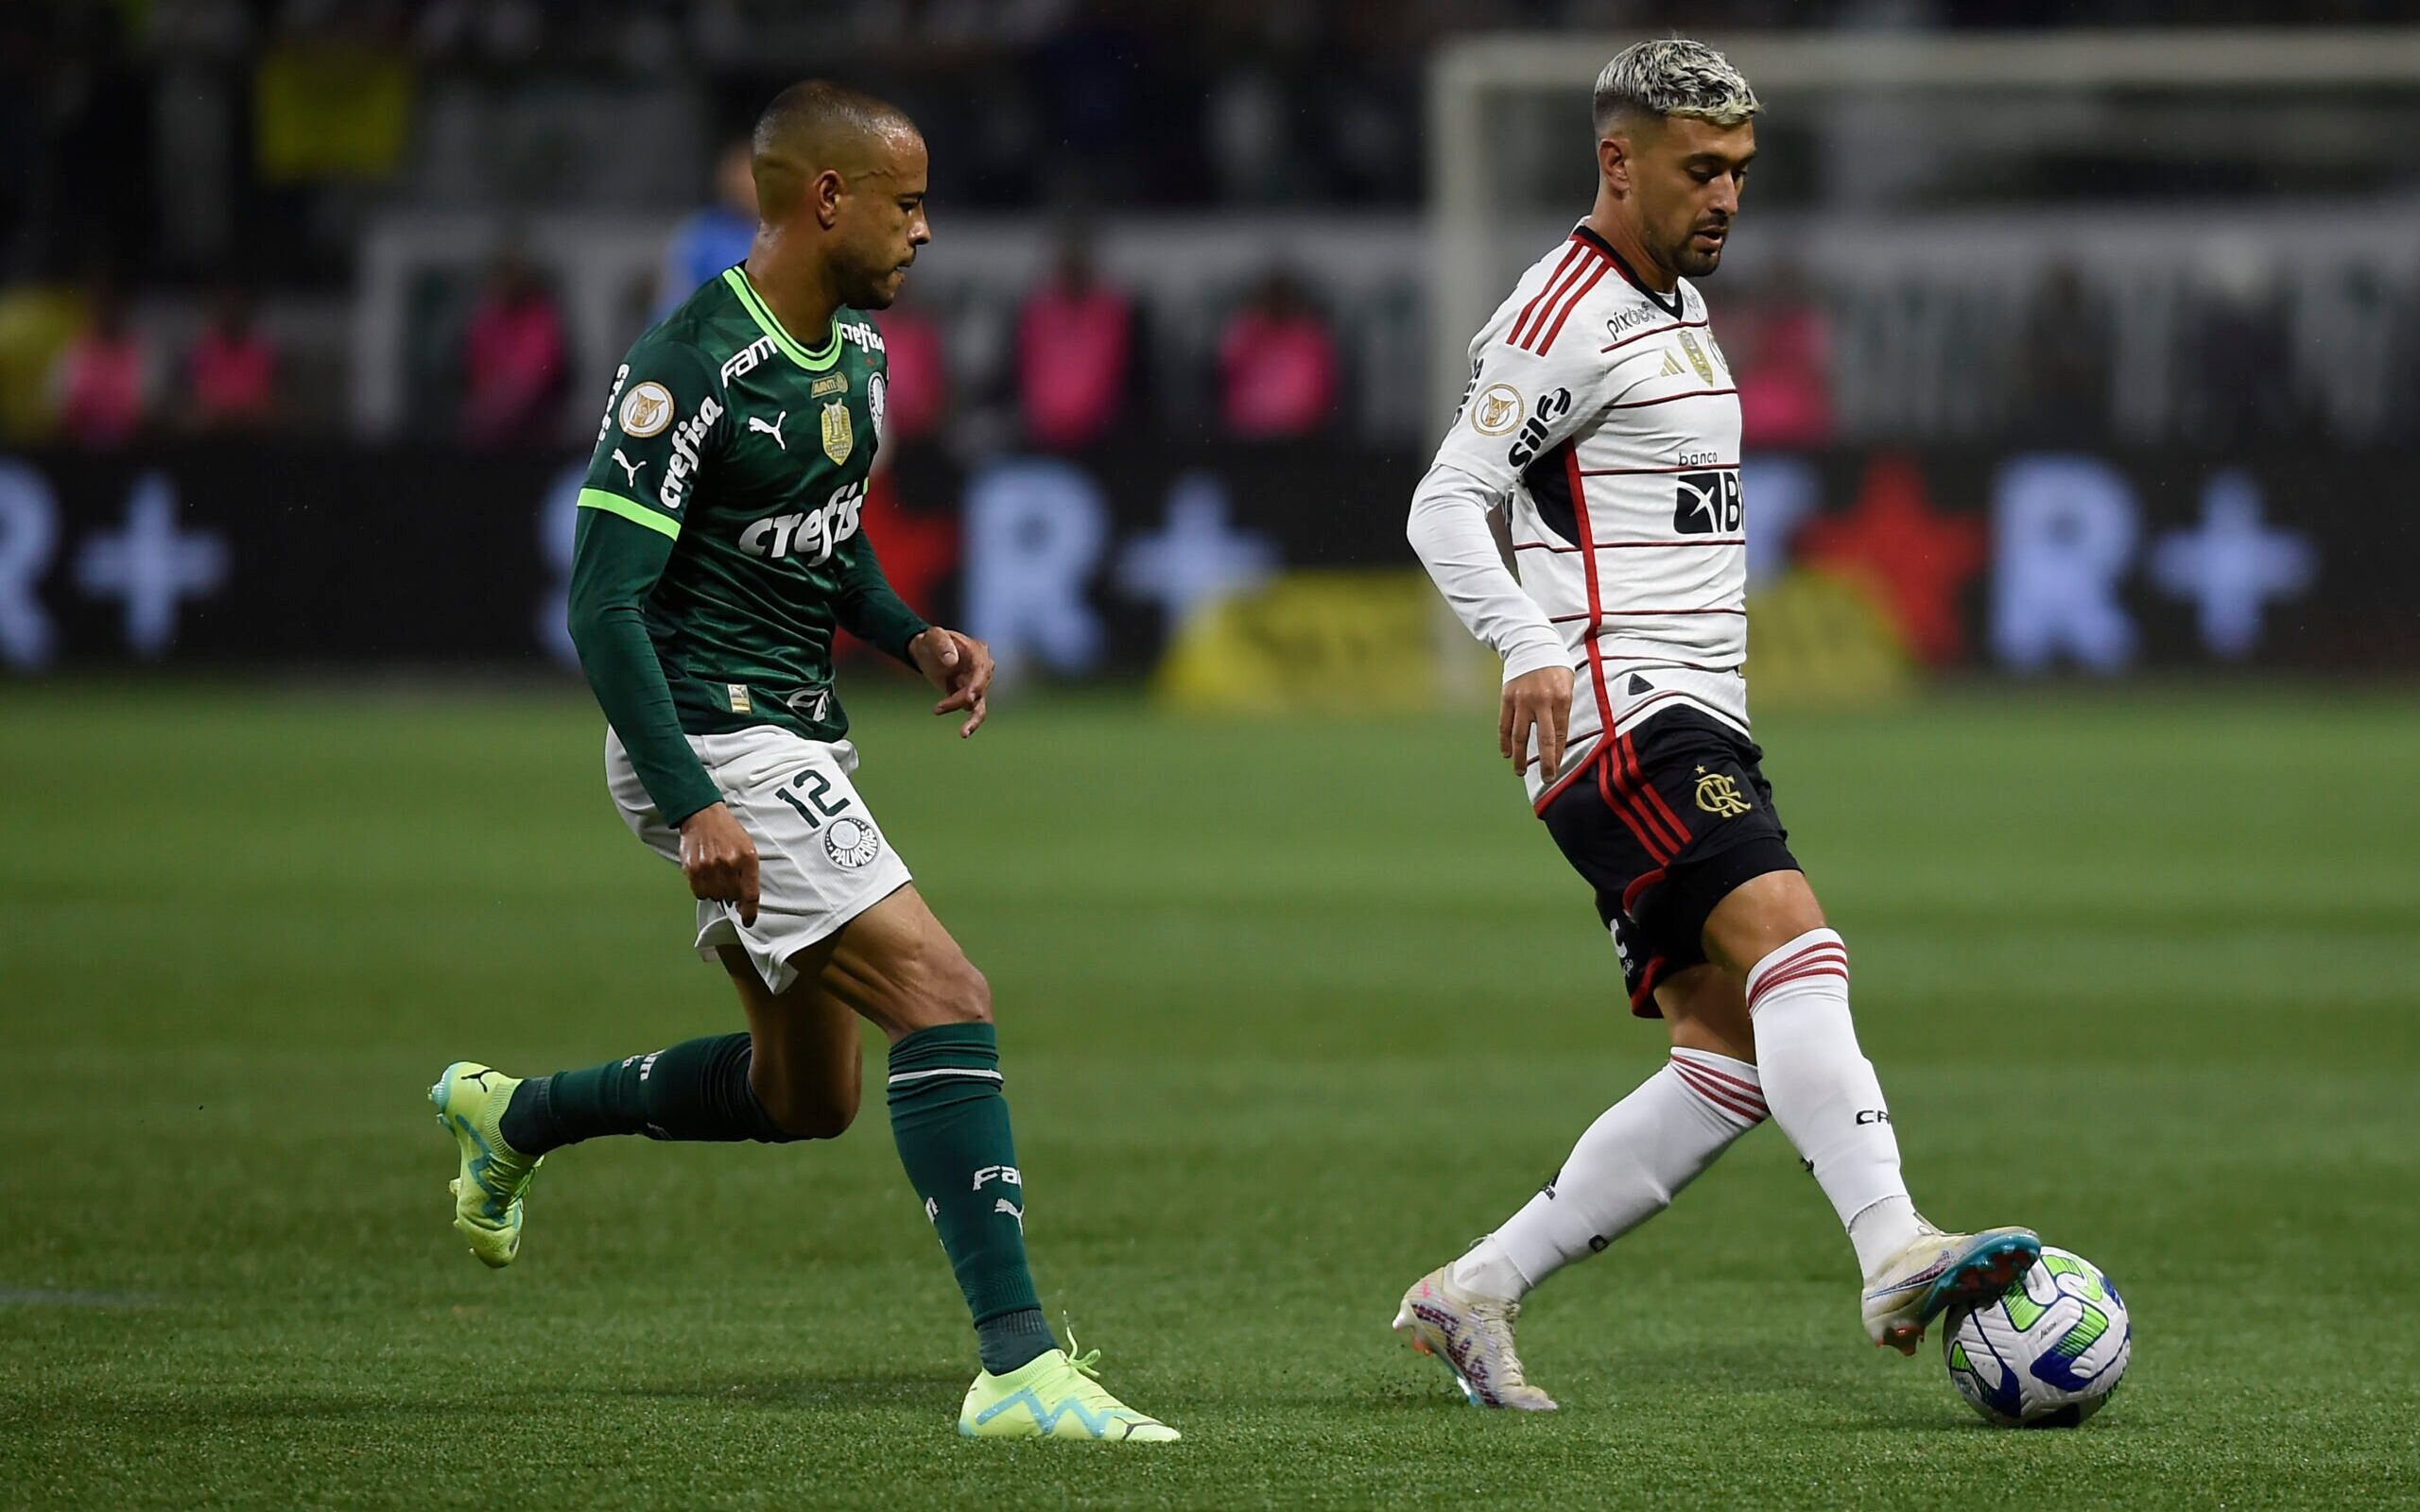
top-left (773, 768), bottom-right (852, 830)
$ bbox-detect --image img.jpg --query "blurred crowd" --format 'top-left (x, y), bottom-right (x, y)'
top-left (18, 276), bottom-right (281, 447)
top-left (6, 0), bottom-right (2419, 453)
top-left (3, 232), bottom-right (1347, 453)
top-left (26, 229), bottom-right (2419, 455)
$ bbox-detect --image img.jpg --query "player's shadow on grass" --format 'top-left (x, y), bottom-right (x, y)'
top-left (110, 1395), bottom-right (478, 1425)
top-left (1614, 1341), bottom-right (1945, 1430)
top-left (603, 1369), bottom-right (968, 1407)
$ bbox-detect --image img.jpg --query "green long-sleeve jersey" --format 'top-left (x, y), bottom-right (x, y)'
top-left (568, 266), bottom-right (928, 825)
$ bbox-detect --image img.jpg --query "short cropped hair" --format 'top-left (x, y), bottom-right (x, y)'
top-left (752, 80), bottom-right (918, 217)
top-left (1592, 39), bottom-right (1760, 137)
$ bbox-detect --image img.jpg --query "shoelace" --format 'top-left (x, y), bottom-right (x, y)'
top-left (1057, 1327), bottom-right (1155, 1420)
top-left (1461, 1296), bottom-right (1534, 1386)
top-left (1063, 1325), bottom-right (1111, 1388)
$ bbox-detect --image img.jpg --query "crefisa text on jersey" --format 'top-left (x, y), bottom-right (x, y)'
top-left (657, 397), bottom-right (724, 513)
top-left (739, 479), bottom-right (868, 566)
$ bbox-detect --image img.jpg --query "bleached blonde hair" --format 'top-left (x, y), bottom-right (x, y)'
top-left (1592, 39), bottom-right (1760, 136)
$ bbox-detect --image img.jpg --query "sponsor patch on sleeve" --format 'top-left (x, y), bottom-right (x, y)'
top-left (618, 381), bottom-right (675, 438)
top-left (1469, 384), bottom-right (1525, 437)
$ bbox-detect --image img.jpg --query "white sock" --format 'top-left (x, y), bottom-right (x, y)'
top-left (1745, 928), bottom-right (1925, 1276)
top-left (1458, 1050), bottom-right (1766, 1301)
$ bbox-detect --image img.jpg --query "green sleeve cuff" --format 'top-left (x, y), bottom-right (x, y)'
top-left (651, 773), bottom-right (725, 830)
top-left (870, 604), bottom-right (932, 667)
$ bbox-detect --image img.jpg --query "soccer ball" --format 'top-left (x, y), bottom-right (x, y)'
top-left (1942, 1246), bottom-right (2131, 1427)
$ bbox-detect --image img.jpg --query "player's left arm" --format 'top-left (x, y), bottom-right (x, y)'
top-left (829, 528), bottom-right (994, 738)
top-left (1410, 330), bottom-right (1611, 775)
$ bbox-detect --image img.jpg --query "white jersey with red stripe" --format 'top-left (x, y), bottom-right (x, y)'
top-left (1429, 224), bottom-right (1750, 806)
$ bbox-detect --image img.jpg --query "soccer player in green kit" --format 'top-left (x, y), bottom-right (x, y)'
top-left (425, 81), bottom-right (1176, 1443)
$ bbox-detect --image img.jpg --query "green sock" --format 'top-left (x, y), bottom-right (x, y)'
top-left (501, 1033), bottom-right (793, 1155)
top-left (886, 1022), bottom-right (1050, 1374)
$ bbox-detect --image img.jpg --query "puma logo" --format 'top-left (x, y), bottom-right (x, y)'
top-left (993, 1198), bottom-right (1024, 1233)
top-left (612, 448), bottom-right (648, 488)
top-left (749, 411), bottom-right (787, 450)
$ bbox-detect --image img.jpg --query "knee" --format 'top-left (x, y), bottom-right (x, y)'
top-left (1658, 964), bottom-right (1756, 1062)
top-left (926, 953), bottom-right (994, 1025)
top-left (874, 939), bottom-right (992, 1034)
top-left (1703, 869), bottom-right (1830, 978)
top-left (765, 1088), bottom-right (859, 1143)
top-left (783, 1100), bottom-right (858, 1143)
top-left (751, 1067), bottom-right (861, 1142)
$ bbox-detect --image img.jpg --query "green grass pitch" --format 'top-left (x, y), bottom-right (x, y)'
top-left (3, 683), bottom-right (2416, 1510)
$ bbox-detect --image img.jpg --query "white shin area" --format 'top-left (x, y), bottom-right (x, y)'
top-left (1744, 928), bottom-right (1924, 1274)
top-left (1462, 1049), bottom-right (1768, 1300)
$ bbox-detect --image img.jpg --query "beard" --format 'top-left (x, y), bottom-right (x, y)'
top-left (834, 247), bottom-right (906, 310)
top-left (841, 270), bottom-right (896, 310)
top-left (1668, 233), bottom-right (1725, 279)
top-left (1664, 217), bottom-right (1730, 280)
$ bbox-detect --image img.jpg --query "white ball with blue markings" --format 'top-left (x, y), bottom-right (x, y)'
top-left (1942, 1245), bottom-right (2131, 1427)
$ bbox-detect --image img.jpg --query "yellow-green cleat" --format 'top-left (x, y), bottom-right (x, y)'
top-left (428, 1061), bottom-right (543, 1269)
top-left (958, 1335), bottom-right (1179, 1441)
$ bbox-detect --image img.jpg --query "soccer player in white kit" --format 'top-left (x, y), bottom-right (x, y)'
top-left (1391, 39), bottom-right (2040, 1411)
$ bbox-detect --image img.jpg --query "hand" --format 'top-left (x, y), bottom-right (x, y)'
top-left (909, 627), bottom-right (994, 738)
top-left (1499, 665), bottom-right (1575, 777)
top-left (678, 801), bottom-right (759, 926)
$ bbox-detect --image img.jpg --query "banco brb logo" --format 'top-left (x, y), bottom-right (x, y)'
top-left (1673, 470), bottom-right (1742, 535)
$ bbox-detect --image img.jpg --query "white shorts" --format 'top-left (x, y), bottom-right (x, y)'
top-left (606, 725), bottom-right (913, 994)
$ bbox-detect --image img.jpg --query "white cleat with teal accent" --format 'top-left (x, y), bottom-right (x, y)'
top-left (1862, 1224), bottom-right (2042, 1354)
top-left (1392, 1266), bottom-right (1559, 1411)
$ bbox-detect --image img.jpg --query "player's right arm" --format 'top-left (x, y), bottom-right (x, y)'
top-left (568, 343), bottom-right (758, 922)
top-left (1406, 331), bottom-right (1600, 775)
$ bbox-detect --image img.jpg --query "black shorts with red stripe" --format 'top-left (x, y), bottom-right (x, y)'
top-left (1539, 706), bottom-right (1799, 1018)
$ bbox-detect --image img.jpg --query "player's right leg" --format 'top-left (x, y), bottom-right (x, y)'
top-left (430, 730), bottom-right (882, 1269)
top-left (429, 1061), bottom-right (544, 1269)
top-left (1703, 869), bottom-right (2038, 1354)
top-left (428, 966), bottom-right (854, 1269)
top-left (1392, 964), bottom-right (1765, 1410)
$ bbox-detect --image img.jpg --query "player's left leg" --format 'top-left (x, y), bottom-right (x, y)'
top-left (1395, 965), bottom-right (1766, 1409)
top-left (1701, 871), bottom-right (2039, 1353)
